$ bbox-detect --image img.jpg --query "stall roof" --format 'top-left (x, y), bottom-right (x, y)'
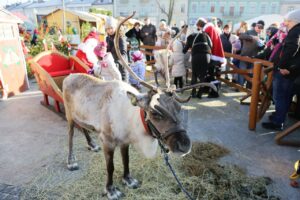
top-left (45, 9), bottom-right (104, 23)
top-left (0, 8), bottom-right (23, 24)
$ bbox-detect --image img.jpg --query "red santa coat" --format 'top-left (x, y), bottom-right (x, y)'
top-left (203, 23), bottom-right (226, 64)
top-left (76, 32), bottom-right (99, 68)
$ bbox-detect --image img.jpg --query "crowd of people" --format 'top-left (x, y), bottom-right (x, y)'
top-left (20, 9), bottom-right (299, 131)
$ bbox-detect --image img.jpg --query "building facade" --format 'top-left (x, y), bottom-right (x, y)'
top-left (280, 0), bottom-right (300, 15)
top-left (6, 0), bottom-right (113, 26)
top-left (188, 0), bottom-right (281, 26)
top-left (114, 0), bottom-right (188, 27)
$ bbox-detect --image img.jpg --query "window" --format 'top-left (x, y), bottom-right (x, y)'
top-left (120, 0), bottom-right (128, 4)
top-left (288, 6), bottom-right (295, 12)
top-left (240, 6), bottom-right (244, 15)
top-left (181, 4), bottom-right (185, 13)
top-left (229, 6), bottom-right (234, 16)
top-left (211, 6), bottom-right (215, 13)
top-left (0, 24), bottom-right (15, 40)
top-left (220, 6), bottom-right (224, 14)
top-left (250, 3), bottom-right (256, 14)
top-left (161, 4), bottom-right (166, 12)
top-left (199, 2), bottom-right (206, 12)
top-left (261, 4), bottom-right (266, 14)
top-left (271, 4), bottom-right (277, 13)
top-left (119, 11), bottom-right (128, 16)
top-left (191, 2), bottom-right (198, 13)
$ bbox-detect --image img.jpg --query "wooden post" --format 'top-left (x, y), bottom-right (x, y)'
top-left (249, 62), bottom-right (262, 130)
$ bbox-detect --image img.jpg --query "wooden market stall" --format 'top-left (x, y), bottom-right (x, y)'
top-left (44, 9), bottom-right (106, 40)
top-left (0, 8), bottom-right (29, 99)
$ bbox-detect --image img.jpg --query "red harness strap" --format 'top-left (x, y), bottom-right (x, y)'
top-left (140, 109), bottom-right (151, 135)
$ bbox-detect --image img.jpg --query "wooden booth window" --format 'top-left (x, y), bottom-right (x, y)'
top-left (0, 23), bottom-right (16, 40)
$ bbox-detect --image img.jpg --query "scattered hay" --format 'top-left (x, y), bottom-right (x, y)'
top-left (21, 142), bottom-right (280, 200)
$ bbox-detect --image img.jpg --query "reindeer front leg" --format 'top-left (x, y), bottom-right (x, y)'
top-left (103, 144), bottom-right (124, 200)
top-left (82, 129), bottom-right (100, 152)
top-left (121, 144), bottom-right (139, 189)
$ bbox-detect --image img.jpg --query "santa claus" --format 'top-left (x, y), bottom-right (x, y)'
top-left (76, 27), bottom-right (99, 68)
top-left (196, 18), bottom-right (226, 64)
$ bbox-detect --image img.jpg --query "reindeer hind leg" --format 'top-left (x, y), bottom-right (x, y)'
top-left (67, 120), bottom-right (79, 171)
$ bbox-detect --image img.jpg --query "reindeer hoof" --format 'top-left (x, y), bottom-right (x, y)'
top-left (88, 145), bottom-right (100, 152)
top-left (105, 186), bottom-right (124, 200)
top-left (122, 177), bottom-right (140, 189)
top-left (67, 162), bottom-right (79, 171)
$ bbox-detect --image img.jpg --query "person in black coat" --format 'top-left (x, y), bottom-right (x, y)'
top-left (105, 18), bottom-right (128, 82)
top-left (262, 9), bottom-right (300, 130)
top-left (125, 22), bottom-right (142, 45)
top-left (183, 28), bottom-right (212, 98)
top-left (140, 17), bottom-right (156, 62)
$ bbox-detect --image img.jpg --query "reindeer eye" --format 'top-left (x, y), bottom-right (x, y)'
top-left (151, 111), bottom-right (163, 119)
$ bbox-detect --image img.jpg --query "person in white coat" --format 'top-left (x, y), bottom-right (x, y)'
top-left (91, 41), bottom-right (122, 81)
top-left (170, 38), bottom-right (186, 89)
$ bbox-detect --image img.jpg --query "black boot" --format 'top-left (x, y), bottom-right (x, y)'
top-left (197, 89), bottom-right (202, 99)
top-left (191, 88), bottom-right (197, 98)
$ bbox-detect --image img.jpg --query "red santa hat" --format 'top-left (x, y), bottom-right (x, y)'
top-left (83, 27), bottom-right (99, 42)
top-left (203, 23), bottom-right (226, 64)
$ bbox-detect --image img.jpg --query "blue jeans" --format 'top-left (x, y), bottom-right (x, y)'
top-left (237, 61), bottom-right (252, 86)
top-left (272, 71), bottom-right (294, 125)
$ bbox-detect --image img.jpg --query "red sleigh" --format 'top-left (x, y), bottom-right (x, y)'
top-left (29, 51), bottom-right (90, 113)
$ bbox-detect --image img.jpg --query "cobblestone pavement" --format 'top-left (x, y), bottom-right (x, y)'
top-left (0, 183), bottom-right (21, 200)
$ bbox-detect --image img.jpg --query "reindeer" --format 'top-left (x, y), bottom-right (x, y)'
top-left (63, 12), bottom-right (217, 200)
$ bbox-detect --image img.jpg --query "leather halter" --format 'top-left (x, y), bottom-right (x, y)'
top-left (139, 108), bottom-right (186, 140)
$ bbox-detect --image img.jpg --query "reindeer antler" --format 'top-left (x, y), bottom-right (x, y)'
top-left (114, 12), bottom-right (158, 92)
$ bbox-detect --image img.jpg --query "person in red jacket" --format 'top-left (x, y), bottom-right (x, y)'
top-left (76, 27), bottom-right (99, 68)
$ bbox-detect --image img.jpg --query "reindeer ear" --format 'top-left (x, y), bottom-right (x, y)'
top-left (127, 91), bottom-right (138, 106)
top-left (127, 91), bottom-right (149, 108)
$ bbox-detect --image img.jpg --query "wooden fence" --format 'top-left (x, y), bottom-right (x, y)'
top-left (219, 52), bottom-right (274, 130)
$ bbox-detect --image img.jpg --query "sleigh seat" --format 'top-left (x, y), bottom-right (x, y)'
top-left (30, 51), bottom-right (90, 113)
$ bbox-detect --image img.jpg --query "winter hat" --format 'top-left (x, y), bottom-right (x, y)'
top-left (285, 9), bottom-right (300, 23)
top-left (94, 41), bottom-right (107, 58)
top-left (195, 17), bottom-right (207, 28)
top-left (131, 51), bottom-right (144, 62)
top-left (257, 20), bottom-right (265, 28)
top-left (105, 17), bottom-right (117, 29)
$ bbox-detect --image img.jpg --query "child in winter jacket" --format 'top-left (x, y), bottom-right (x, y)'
top-left (91, 41), bottom-right (122, 81)
top-left (170, 38), bottom-right (186, 89)
top-left (129, 51), bottom-right (146, 90)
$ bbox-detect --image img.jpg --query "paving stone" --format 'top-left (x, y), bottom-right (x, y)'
top-left (0, 183), bottom-right (8, 192)
top-left (0, 193), bottom-right (9, 199)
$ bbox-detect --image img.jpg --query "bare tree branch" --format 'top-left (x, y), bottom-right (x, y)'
top-left (156, 0), bottom-right (175, 25)
top-left (155, 0), bottom-right (169, 16)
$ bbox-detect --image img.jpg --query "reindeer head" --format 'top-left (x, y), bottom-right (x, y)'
top-left (115, 12), bottom-right (217, 156)
top-left (127, 90), bottom-right (191, 156)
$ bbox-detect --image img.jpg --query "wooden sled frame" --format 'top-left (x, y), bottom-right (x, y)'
top-left (29, 50), bottom-right (90, 113)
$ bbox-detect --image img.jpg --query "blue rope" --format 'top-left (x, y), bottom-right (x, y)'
top-left (158, 140), bottom-right (195, 200)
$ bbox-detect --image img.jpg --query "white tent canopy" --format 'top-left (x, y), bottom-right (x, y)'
top-left (233, 14), bottom-right (284, 31)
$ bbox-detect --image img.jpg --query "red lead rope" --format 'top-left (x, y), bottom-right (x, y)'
top-left (140, 109), bottom-right (151, 135)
